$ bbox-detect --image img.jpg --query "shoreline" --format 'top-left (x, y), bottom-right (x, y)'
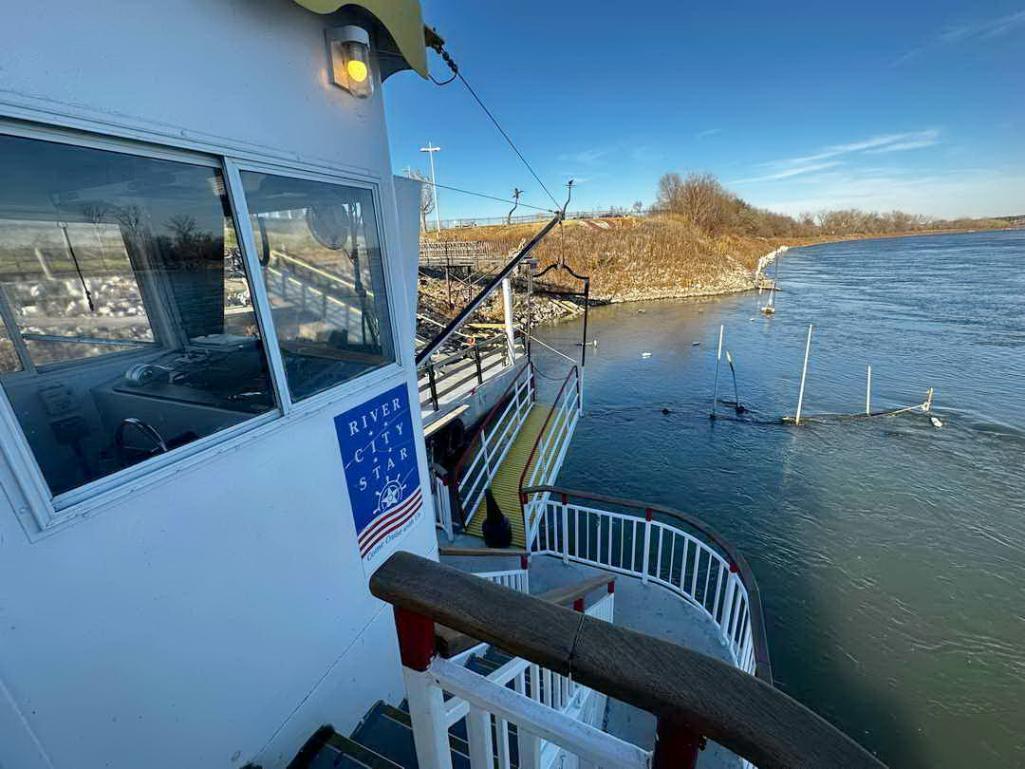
top-left (581, 225), bottom-right (1019, 308)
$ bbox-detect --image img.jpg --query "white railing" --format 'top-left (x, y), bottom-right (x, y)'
top-left (520, 367), bottom-right (581, 547)
top-left (454, 363), bottom-right (535, 525)
top-left (433, 471), bottom-right (454, 541)
top-left (403, 591), bottom-right (628, 769)
top-left (530, 494), bottom-right (765, 679)
top-left (473, 567), bottom-right (530, 594)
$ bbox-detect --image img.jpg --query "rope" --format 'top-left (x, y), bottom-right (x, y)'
top-left (456, 73), bottom-right (561, 209)
top-left (417, 178), bottom-right (558, 215)
top-left (425, 38), bottom-right (561, 210)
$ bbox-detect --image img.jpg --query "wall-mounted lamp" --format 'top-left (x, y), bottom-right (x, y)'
top-left (327, 25), bottom-right (373, 98)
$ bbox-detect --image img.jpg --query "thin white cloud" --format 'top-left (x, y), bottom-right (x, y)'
top-left (778, 130), bottom-right (939, 167)
top-left (557, 148), bottom-right (609, 165)
top-left (865, 132), bottom-right (938, 154)
top-left (893, 9), bottom-right (1025, 65)
top-left (755, 167), bottom-right (1025, 219)
top-left (733, 131), bottom-right (941, 185)
top-left (731, 161), bottom-right (842, 185)
top-left (696, 128), bottom-right (722, 139)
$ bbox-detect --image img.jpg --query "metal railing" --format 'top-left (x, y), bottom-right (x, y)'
top-left (519, 366), bottom-right (582, 546)
top-left (452, 363), bottom-right (535, 526)
top-left (418, 333), bottom-right (518, 414)
top-left (433, 470), bottom-right (455, 542)
top-left (525, 486), bottom-right (770, 683)
top-left (372, 553), bottom-right (886, 769)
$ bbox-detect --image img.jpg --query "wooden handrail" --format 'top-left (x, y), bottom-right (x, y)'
top-left (522, 484), bottom-right (772, 684)
top-left (371, 552), bottom-right (886, 769)
top-left (438, 546), bottom-right (531, 558)
top-left (434, 571), bottom-right (614, 658)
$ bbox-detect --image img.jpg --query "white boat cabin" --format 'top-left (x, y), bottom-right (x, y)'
top-left (0, 2), bottom-right (436, 767)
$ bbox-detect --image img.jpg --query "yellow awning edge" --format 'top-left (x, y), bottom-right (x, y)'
top-left (292, 0), bottom-right (429, 79)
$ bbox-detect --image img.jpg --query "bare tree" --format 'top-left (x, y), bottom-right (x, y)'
top-left (408, 169), bottom-right (435, 231)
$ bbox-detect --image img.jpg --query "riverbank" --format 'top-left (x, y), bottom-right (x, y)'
top-left (426, 217), bottom-right (1017, 312)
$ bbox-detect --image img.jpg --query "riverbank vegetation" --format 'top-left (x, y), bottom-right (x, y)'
top-left (423, 173), bottom-right (1016, 305)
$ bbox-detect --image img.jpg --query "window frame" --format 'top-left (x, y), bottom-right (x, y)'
top-left (0, 121), bottom-right (407, 532)
top-left (224, 157), bottom-right (402, 415)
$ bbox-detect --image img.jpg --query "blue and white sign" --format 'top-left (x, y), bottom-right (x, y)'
top-left (335, 384), bottom-right (422, 567)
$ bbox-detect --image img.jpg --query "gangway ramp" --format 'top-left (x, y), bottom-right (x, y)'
top-left (450, 363), bottom-right (580, 548)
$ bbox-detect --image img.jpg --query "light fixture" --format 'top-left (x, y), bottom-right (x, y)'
top-left (327, 25), bottom-right (374, 98)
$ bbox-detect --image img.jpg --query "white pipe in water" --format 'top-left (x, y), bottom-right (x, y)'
top-left (866, 365), bottom-right (872, 415)
top-left (711, 324), bottom-right (724, 417)
top-left (795, 324), bottom-right (814, 425)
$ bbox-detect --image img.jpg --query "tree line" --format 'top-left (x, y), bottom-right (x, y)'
top-left (654, 172), bottom-right (1007, 238)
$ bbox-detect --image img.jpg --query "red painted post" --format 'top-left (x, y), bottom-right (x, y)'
top-left (572, 597), bottom-right (584, 612)
top-left (652, 718), bottom-right (704, 769)
top-left (729, 562), bottom-right (740, 574)
top-left (393, 607), bottom-right (436, 671)
top-left (520, 555), bottom-right (529, 570)
top-left (607, 580), bottom-right (615, 594)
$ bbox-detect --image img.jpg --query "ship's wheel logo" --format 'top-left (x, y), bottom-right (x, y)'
top-left (377, 476), bottom-right (405, 513)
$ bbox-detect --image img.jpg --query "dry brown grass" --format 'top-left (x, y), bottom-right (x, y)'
top-left (426, 215), bottom-right (789, 302)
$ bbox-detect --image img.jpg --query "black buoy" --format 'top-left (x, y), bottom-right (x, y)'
top-left (661, 407), bottom-right (671, 415)
top-left (481, 488), bottom-right (512, 549)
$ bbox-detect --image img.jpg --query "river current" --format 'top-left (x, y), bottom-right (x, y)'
top-left (535, 229), bottom-right (1025, 768)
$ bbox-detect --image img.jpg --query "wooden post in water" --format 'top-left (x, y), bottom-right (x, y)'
top-left (795, 324), bottom-right (813, 426)
top-left (866, 365), bottom-right (872, 415)
top-left (711, 324), bottom-right (724, 419)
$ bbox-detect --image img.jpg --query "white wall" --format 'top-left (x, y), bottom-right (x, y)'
top-left (0, 1), bottom-right (438, 767)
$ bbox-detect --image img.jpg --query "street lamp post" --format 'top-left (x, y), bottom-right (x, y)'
top-left (419, 142), bottom-right (443, 232)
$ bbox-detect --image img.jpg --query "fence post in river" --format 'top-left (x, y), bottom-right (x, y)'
top-left (866, 365), bottom-right (872, 415)
top-left (795, 324), bottom-right (814, 426)
top-left (711, 324), bottom-right (724, 419)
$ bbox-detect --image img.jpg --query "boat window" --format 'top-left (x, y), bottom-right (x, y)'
top-left (0, 134), bottom-right (277, 497)
top-left (240, 171), bottom-right (395, 402)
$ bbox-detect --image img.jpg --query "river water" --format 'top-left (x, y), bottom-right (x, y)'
top-left (534, 229), bottom-right (1025, 768)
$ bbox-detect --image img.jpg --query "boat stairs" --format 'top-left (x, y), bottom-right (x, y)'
top-left (287, 544), bottom-right (884, 769)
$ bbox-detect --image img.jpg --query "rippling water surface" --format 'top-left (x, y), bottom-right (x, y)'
top-left (534, 229), bottom-right (1025, 768)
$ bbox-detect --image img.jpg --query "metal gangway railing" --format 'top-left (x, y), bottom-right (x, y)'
top-left (418, 332), bottom-right (521, 415)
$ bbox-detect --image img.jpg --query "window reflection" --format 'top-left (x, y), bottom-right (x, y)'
top-left (0, 135), bottom-right (276, 496)
top-left (241, 172), bottom-right (394, 401)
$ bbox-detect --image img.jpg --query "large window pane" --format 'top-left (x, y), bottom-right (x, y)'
top-left (241, 172), bottom-right (394, 401)
top-left (0, 134), bottom-right (276, 497)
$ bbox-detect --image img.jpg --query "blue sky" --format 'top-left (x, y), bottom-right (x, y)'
top-left (384, 1), bottom-right (1025, 222)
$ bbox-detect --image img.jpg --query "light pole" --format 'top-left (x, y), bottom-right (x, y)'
top-left (419, 142), bottom-right (443, 232)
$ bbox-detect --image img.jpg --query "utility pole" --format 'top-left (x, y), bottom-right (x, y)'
top-left (419, 142), bottom-right (443, 232)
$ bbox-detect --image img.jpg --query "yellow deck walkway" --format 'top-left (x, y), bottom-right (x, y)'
top-left (466, 405), bottom-right (552, 547)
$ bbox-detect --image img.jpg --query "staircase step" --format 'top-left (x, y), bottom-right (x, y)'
top-left (380, 704), bottom-right (472, 757)
top-left (288, 726), bottom-right (402, 769)
top-left (483, 647), bottom-right (515, 667)
top-left (353, 702), bottom-right (470, 769)
top-left (466, 654), bottom-right (503, 676)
